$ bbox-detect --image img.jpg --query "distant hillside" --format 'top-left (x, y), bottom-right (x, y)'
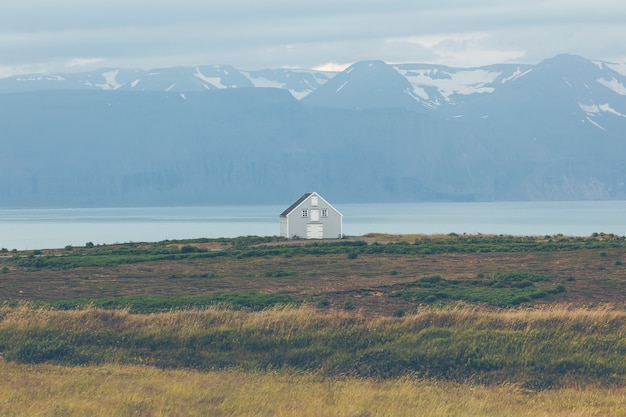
top-left (1, 54), bottom-right (625, 207)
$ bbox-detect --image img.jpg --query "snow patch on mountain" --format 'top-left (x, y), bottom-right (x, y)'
top-left (580, 102), bottom-right (626, 118)
top-left (98, 70), bottom-right (122, 90)
top-left (408, 85), bottom-right (429, 101)
top-left (584, 117), bottom-right (606, 130)
top-left (336, 81), bottom-right (348, 93)
top-left (242, 73), bottom-right (285, 89)
top-left (396, 67), bottom-right (500, 101)
top-left (241, 70), bottom-right (329, 99)
top-left (501, 67), bottom-right (532, 83)
top-left (597, 77), bottom-right (626, 95)
top-left (606, 63), bottom-right (626, 76)
top-left (194, 67), bottom-right (225, 88)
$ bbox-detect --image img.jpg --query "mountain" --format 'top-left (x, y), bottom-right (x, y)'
top-left (0, 65), bottom-right (335, 99)
top-left (303, 60), bottom-right (534, 111)
top-left (301, 60), bottom-right (427, 111)
top-left (1, 54), bottom-right (625, 207)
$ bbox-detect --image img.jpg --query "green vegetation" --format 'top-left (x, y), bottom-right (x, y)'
top-left (1, 232), bottom-right (626, 407)
top-left (389, 272), bottom-right (565, 307)
top-left (2, 233), bottom-right (625, 315)
top-left (1, 306), bottom-right (625, 389)
top-left (8, 233), bottom-right (626, 270)
top-left (39, 293), bottom-right (297, 313)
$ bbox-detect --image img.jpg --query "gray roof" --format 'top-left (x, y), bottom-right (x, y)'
top-left (280, 192), bottom-right (312, 217)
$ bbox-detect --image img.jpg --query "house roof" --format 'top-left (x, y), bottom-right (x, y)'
top-left (280, 192), bottom-right (312, 217)
top-left (280, 192), bottom-right (343, 218)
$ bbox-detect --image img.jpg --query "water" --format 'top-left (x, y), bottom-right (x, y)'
top-left (0, 201), bottom-right (624, 250)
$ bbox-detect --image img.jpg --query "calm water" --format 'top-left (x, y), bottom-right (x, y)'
top-left (0, 201), bottom-right (625, 250)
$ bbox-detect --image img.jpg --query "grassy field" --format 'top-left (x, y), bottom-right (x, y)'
top-left (1, 304), bottom-right (625, 387)
top-left (2, 361), bottom-right (626, 417)
top-left (1, 233), bottom-right (626, 415)
top-left (1, 233), bottom-right (625, 315)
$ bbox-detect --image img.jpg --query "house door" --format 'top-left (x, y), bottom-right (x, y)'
top-left (310, 209), bottom-right (320, 222)
top-left (306, 223), bottom-right (324, 239)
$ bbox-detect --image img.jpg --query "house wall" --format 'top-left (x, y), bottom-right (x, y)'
top-left (280, 217), bottom-right (289, 238)
top-left (282, 193), bottom-right (342, 239)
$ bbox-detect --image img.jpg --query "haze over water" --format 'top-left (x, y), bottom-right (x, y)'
top-left (1, 201), bottom-right (625, 250)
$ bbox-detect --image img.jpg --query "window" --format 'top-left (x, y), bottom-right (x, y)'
top-left (311, 196), bottom-right (319, 206)
top-left (321, 209), bottom-right (328, 217)
top-left (302, 209), bottom-right (309, 217)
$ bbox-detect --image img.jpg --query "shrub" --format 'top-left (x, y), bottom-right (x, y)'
top-left (389, 272), bottom-right (562, 307)
top-left (316, 298), bottom-right (330, 308)
top-left (180, 245), bottom-right (201, 253)
top-left (264, 270), bottom-right (294, 278)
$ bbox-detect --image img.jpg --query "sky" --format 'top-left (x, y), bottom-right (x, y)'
top-left (2, 0), bottom-right (626, 77)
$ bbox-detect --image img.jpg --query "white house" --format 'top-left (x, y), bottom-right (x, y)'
top-left (279, 192), bottom-right (343, 239)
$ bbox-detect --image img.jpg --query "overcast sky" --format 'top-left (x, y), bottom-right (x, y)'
top-left (2, 0), bottom-right (626, 77)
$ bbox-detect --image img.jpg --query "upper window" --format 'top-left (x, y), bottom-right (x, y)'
top-left (302, 209), bottom-right (309, 217)
top-left (311, 196), bottom-right (319, 206)
top-left (321, 209), bottom-right (328, 217)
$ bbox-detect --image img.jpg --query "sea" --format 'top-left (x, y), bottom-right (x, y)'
top-left (0, 201), bottom-right (625, 250)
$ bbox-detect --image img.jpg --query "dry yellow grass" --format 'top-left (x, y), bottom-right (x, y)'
top-left (3, 303), bottom-right (625, 336)
top-left (3, 301), bottom-right (625, 366)
top-left (1, 360), bottom-right (625, 417)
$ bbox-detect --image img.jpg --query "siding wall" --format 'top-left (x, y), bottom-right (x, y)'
top-left (280, 193), bottom-right (342, 239)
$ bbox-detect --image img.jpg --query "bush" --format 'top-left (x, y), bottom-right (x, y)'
top-left (342, 301), bottom-right (355, 310)
top-left (389, 272), bottom-right (562, 307)
top-left (316, 298), bottom-right (330, 308)
top-left (264, 270), bottom-right (294, 278)
top-left (180, 245), bottom-right (201, 253)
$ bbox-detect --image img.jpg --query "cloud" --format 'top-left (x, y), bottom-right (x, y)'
top-left (0, 1), bottom-right (625, 76)
top-left (387, 33), bottom-right (526, 67)
top-left (65, 58), bottom-right (105, 68)
top-left (312, 62), bottom-right (353, 72)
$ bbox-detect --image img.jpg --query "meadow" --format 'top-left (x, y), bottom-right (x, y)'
top-left (2, 361), bottom-right (626, 416)
top-left (1, 233), bottom-right (626, 415)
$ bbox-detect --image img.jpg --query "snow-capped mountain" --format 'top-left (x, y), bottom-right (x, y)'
top-left (1, 54), bottom-right (626, 207)
top-left (4, 53), bottom-right (624, 116)
top-left (0, 65), bottom-right (336, 100)
top-left (301, 60), bottom-right (535, 110)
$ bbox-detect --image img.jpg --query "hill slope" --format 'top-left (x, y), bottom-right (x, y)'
top-left (1, 54), bottom-right (625, 206)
